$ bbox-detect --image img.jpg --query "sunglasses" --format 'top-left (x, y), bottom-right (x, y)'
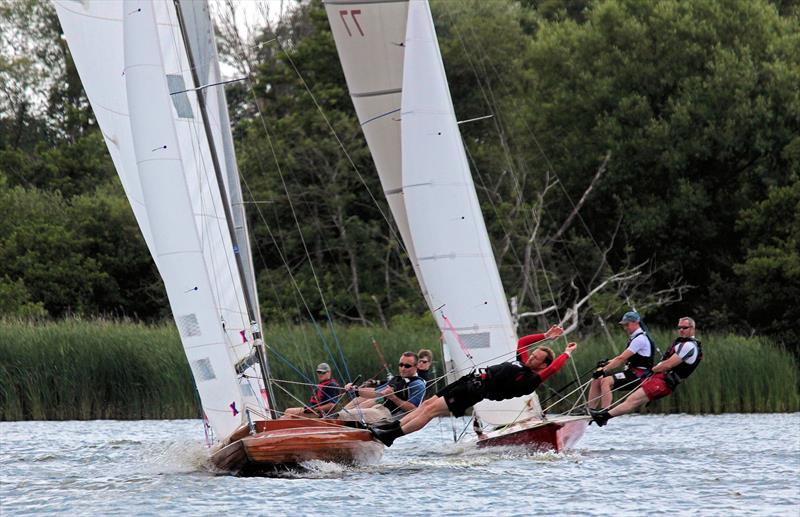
top-left (316, 370), bottom-right (328, 374)
top-left (418, 359), bottom-right (430, 364)
top-left (676, 326), bottom-right (692, 330)
top-left (398, 363), bottom-right (415, 368)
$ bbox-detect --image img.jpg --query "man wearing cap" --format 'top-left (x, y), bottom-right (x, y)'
top-left (282, 362), bottom-right (341, 418)
top-left (587, 311), bottom-right (655, 409)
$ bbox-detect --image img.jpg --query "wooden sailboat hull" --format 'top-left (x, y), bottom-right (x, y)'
top-left (476, 415), bottom-right (589, 452)
top-left (210, 419), bottom-right (383, 474)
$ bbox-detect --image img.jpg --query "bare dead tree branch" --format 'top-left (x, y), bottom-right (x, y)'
top-left (547, 151), bottom-right (611, 244)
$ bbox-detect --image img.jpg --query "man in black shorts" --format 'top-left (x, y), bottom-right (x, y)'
top-left (371, 330), bottom-right (577, 447)
top-left (588, 311), bottom-right (655, 409)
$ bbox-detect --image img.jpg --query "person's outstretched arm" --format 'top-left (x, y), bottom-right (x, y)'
top-left (538, 342), bottom-right (577, 382)
top-left (517, 324), bottom-right (564, 362)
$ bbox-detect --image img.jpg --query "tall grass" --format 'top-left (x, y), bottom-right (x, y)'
top-left (0, 319), bottom-right (197, 420)
top-left (1, 318), bottom-right (797, 420)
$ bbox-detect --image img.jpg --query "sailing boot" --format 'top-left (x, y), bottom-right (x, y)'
top-left (369, 419), bottom-right (404, 447)
top-left (589, 408), bottom-right (612, 427)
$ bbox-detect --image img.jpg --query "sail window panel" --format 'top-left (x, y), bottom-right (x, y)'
top-left (166, 75), bottom-right (194, 119)
top-left (191, 358), bottom-right (216, 381)
top-left (239, 383), bottom-right (255, 398)
top-left (461, 332), bottom-right (491, 349)
top-left (177, 313), bottom-right (202, 337)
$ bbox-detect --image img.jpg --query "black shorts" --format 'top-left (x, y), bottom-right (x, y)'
top-left (609, 369), bottom-right (646, 391)
top-left (436, 374), bottom-right (486, 417)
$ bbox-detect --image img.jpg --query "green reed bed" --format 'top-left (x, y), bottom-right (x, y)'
top-left (1, 319), bottom-right (797, 420)
top-left (0, 319), bottom-right (197, 421)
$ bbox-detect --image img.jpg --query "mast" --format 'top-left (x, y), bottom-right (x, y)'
top-left (173, 0), bottom-right (277, 418)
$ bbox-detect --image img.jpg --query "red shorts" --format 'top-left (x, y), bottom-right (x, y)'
top-left (641, 373), bottom-right (673, 401)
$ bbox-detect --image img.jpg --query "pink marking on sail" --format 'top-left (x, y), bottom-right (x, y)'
top-left (239, 330), bottom-right (247, 343)
top-left (441, 314), bottom-right (474, 360)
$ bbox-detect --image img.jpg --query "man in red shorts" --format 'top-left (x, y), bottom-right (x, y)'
top-left (590, 317), bottom-right (703, 427)
top-left (370, 325), bottom-right (577, 446)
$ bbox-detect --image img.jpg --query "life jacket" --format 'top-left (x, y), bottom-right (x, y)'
top-left (309, 378), bottom-right (338, 406)
top-left (383, 375), bottom-right (421, 413)
top-left (480, 361), bottom-right (542, 401)
top-left (625, 330), bottom-right (656, 372)
top-left (663, 337), bottom-right (703, 381)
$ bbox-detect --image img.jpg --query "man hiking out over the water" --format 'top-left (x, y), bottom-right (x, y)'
top-left (369, 325), bottom-right (577, 446)
top-left (588, 311), bottom-right (655, 409)
top-left (590, 317), bottom-right (703, 427)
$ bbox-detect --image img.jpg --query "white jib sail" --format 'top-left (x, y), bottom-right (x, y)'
top-left (54, 0), bottom-right (268, 441)
top-left (400, 0), bottom-right (540, 426)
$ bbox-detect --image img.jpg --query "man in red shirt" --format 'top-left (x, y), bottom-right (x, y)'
top-left (371, 325), bottom-right (577, 446)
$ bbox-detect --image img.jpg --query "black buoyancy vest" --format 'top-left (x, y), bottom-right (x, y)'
top-left (383, 375), bottom-right (420, 412)
top-left (481, 361), bottom-right (542, 401)
top-left (626, 331), bottom-right (655, 370)
top-left (664, 337), bottom-right (703, 380)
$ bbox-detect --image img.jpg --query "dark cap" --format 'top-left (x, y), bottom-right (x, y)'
top-left (618, 311), bottom-right (641, 324)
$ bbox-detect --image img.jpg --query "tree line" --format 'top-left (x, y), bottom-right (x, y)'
top-left (1, 0), bottom-right (798, 348)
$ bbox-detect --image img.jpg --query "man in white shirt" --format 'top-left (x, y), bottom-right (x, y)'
top-left (588, 311), bottom-right (655, 409)
top-left (590, 317), bottom-right (703, 427)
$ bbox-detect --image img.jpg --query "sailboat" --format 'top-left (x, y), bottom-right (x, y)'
top-left (52, 0), bottom-right (382, 473)
top-left (325, 0), bottom-right (588, 451)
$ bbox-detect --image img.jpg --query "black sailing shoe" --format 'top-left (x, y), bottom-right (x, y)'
top-left (369, 419), bottom-right (403, 447)
top-left (589, 408), bottom-right (611, 427)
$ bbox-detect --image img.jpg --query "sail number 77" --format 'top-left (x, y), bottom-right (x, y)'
top-left (339, 9), bottom-right (364, 37)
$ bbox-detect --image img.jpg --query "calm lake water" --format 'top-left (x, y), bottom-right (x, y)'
top-left (1, 414), bottom-right (798, 516)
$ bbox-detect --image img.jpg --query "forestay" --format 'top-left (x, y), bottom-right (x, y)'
top-left (53, 0), bottom-right (268, 441)
top-left (327, 0), bottom-right (541, 425)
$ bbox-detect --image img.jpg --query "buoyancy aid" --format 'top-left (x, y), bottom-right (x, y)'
top-left (663, 337), bottom-right (703, 382)
top-left (382, 375), bottom-right (421, 413)
top-left (479, 361), bottom-right (542, 401)
top-left (625, 330), bottom-right (656, 371)
top-left (309, 378), bottom-right (338, 406)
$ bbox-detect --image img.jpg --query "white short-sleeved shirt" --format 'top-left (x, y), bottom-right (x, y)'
top-left (626, 329), bottom-right (652, 357)
top-left (673, 339), bottom-right (699, 365)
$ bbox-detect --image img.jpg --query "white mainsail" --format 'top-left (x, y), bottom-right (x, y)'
top-left (53, 0), bottom-right (269, 441)
top-left (327, 0), bottom-right (540, 425)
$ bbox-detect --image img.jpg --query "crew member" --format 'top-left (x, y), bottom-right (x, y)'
top-left (588, 311), bottom-right (655, 409)
top-left (338, 352), bottom-right (426, 423)
top-left (590, 317), bottom-right (703, 426)
top-left (371, 325), bottom-right (576, 446)
top-left (282, 362), bottom-right (340, 418)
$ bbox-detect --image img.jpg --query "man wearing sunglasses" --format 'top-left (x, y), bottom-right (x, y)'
top-left (282, 362), bottom-right (341, 418)
top-left (590, 317), bottom-right (703, 427)
top-left (370, 325), bottom-right (577, 446)
top-left (338, 352), bottom-right (426, 423)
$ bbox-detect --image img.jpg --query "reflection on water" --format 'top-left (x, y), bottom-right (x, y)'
top-left (1, 414), bottom-right (798, 516)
